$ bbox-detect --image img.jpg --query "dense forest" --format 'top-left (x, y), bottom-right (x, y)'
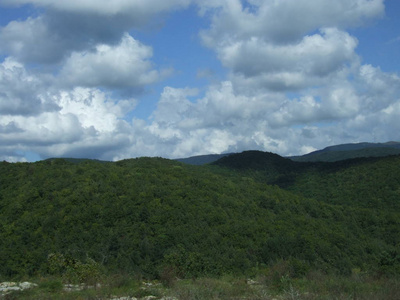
top-left (0, 151), bottom-right (399, 283)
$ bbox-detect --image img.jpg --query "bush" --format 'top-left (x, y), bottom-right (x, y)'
top-left (159, 265), bottom-right (178, 287)
top-left (47, 253), bottom-right (104, 285)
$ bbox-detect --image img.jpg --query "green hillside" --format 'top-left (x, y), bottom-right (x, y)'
top-left (214, 151), bottom-right (400, 209)
top-left (0, 154), bottom-right (399, 283)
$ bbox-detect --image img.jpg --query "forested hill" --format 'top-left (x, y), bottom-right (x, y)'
top-left (0, 155), bottom-right (399, 280)
top-left (212, 151), bottom-right (400, 209)
top-left (213, 150), bottom-right (300, 173)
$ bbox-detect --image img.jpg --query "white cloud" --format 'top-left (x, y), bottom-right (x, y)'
top-left (199, 0), bottom-right (384, 46)
top-left (222, 28), bottom-right (358, 91)
top-left (0, 58), bottom-right (59, 115)
top-left (199, 0), bottom-right (383, 93)
top-left (60, 33), bottom-right (170, 89)
top-left (58, 87), bottom-right (137, 132)
top-left (150, 86), bottom-right (198, 124)
top-left (0, 86), bottom-right (136, 161)
top-left (227, 28), bottom-right (357, 76)
top-left (0, 14), bottom-right (118, 64)
top-left (2, 62), bottom-right (400, 162)
top-left (1, 0), bottom-right (400, 163)
top-left (358, 64), bottom-right (400, 110)
top-left (0, 0), bottom-right (191, 16)
top-left (132, 59), bottom-right (400, 158)
top-left (0, 16), bottom-right (62, 64)
top-left (0, 0), bottom-right (191, 65)
top-left (135, 83), bottom-right (296, 157)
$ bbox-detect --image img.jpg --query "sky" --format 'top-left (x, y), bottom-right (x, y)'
top-left (0, 0), bottom-right (399, 162)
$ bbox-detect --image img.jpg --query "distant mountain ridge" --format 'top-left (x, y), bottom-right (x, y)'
top-left (175, 153), bottom-right (233, 165)
top-left (43, 141), bottom-right (400, 165)
top-left (301, 141), bottom-right (400, 154)
top-left (289, 141), bottom-right (400, 162)
top-left (175, 141), bottom-right (400, 165)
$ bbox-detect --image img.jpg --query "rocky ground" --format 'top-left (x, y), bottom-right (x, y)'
top-left (0, 281), bottom-right (178, 299)
top-left (0, 281), bottom-right (38, 296)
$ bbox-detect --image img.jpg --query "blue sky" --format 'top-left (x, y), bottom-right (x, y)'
top-left (349, 0), bottom-right (400, 73)
top-left (0, 0), bottom-right (399, 162)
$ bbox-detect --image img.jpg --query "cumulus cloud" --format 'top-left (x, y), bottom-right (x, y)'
top-left (0, 86), bottom-right (136, 160)
top-left (0, 58), bottom-right (59, 116)
top-left (199, 0), bottom-right (384, 46)
top-left (2, 63), bottom-right (400, 162)
top-left (219, 29), bottom-right (356, 76)
top-left (1, 0), bottom-right (399, 162)
top-left (133, 0), bottom-right (391, 157)
top-left (0, 0), bottom-right (191, 16)
top-left (134, 83), bottom-right (301, 157)
top-left (0, 14), bottom-right (116, 64)
top-left (131, 57), bottom-right (400, 158)
top-left (222, 28), bottom-right (358, 91)
top-left (0, 0), bottom-right (191, 64)
top-left (59, 33), bottom-right (170, 89)
top-left (114, 61), bottom-right (400, 159)
top-left (0, 0), bottom-right (182, 161)
top-left (0, 16), bottom-right (62, 64)
top-left (57, 87), bottom-right (137, 132)
top-left (198, 0), bottom-right (383, 93)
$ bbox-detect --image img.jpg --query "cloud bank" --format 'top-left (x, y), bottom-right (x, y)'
top-left (1, 0), bottom-right (399, 162)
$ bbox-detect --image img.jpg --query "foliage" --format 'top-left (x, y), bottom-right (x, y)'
top-left (47, 253), bottom-right (103, 285)
top-left (0, 153), bottom-right (400, 282)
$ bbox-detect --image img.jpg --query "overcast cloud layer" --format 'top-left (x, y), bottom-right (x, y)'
top-left (1, 0), bottom-right (399, 162)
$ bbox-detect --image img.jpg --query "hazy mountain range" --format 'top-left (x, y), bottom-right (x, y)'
top-left (176, 141), bottom-right (400, 165)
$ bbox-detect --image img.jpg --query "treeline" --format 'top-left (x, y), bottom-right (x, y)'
top-left (0, 154), bottom-right (399, 281)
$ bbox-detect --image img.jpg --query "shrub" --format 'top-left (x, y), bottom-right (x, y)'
top-left (47, 253), bottom-right (103, 286)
